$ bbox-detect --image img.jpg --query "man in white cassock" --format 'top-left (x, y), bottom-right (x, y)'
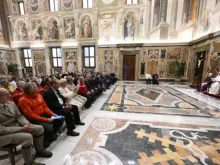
top-left (209, 72), bottom-right (220, 95)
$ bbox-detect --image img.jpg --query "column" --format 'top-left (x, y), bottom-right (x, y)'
top-left (197, 0), bottom-right (203, 21)
top-left (182, 0), bottom-right (191, 24)
top-left (152, 0), bottom-right (160, 27)
top-left (202, 0), bottom-right (207, 14)
top-left (160, 0), bottom-right (168, 23)
top-left (44, 47), bottom-right (51, 75)
top-left (145, 0), bottom-right (152, 37)
top-left (170, 0), bottom-right (178, 30)
top-left (189, 0), bottom-right (198, 21)
top-left (15, 49), bottom-right (22, 77)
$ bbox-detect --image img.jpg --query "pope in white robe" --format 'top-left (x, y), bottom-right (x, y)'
top-left (209, 72), bottom-right (220, 95)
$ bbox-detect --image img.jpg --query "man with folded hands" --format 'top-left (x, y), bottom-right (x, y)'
top-left (18, 82), bottom-right (64, 147)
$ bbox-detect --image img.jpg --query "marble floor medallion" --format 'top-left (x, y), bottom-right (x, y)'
top-left (66, 151), bottom-right (107, 165)
top-left (92, 118), bottom-right (116, 131)
top-left (101, 83), bottom-right (220, 118)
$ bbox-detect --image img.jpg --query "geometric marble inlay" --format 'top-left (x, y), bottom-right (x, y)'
top-left (92, 118), bottom-right (116, 131)
top-left (66, 151), bottom-right (107, 165)
top-left (136, 88), bottom-right (161, 101)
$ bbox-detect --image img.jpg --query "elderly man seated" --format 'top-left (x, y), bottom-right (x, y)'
top-left (12, 80), bottom-right (25, 104)
top-left (209, 72), bottom-right (220, 95)
top-left (59, 78), bottom-right (86, 110)
top-left (18, 82), bottom-right (64, 146)
top-left (0, 88), bottom-right (52, 165)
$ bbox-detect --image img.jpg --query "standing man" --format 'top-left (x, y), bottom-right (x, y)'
top-left (0, 88), bottom-right (52, 165)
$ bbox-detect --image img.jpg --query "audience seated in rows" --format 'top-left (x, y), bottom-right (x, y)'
top-left (43, 79), bottom-right (84, 136)
top-left (0, 70), bottom-right (118, 160)
top-left (0, 88), bottom-right (52, 165)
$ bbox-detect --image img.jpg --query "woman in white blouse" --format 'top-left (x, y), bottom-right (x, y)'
top-left (66, 76), bottom-right (87, 104)
top-left (59, 78), bottom-right (87, 110)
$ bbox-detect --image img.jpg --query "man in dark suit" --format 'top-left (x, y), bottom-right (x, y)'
top-left (43, 79), bottom-right (84, 137)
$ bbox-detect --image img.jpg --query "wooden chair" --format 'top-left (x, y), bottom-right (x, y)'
top-left (0, 144), bottom-right (17, 165)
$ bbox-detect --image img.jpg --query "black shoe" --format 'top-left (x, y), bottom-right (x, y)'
top-left (75, 121), bottom-right (85, 125)
top-left (30, 161), bottom-right (46, 165)
top-left (67, 131), bottom-right (80, 136)
top-left (48, 135), bottom-right (57, 142)
top-left (43, 141), bottom-right (51, 148)
top-left (36, 150), bottom-right (53, 158)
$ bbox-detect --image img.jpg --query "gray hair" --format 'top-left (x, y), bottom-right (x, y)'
top-left (66, 76), bottom-right (73, 83)
top-left (23, 82), bottom-right (36, 94)
top-left (60, 78), bottom-right (67, 86)
top-left (16, 80), bottom-right (25, 88)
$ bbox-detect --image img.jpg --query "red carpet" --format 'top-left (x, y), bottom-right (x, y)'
top-left (204, 91), bottom-right (220, 98)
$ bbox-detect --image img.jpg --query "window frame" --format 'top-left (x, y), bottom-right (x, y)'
top-left (49, 0), bottom-right (59, 12)
top-left (83, 0), bottom-right (93, 8)
top-left (23, 48), bottom-right (32, 68)
top-left (18, 2), bottom-right (25, 15)
top-left (52, 47), bottom-right (62, 68)
top-left (83, 45), bottom-right (96, 68)
top-left (126, 0), bottom-right (138, 4)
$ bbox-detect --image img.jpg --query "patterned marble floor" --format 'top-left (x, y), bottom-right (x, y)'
top-left (101, 82), bottom-right (220, 118)
top-left (64, 115), bottom-right (220, 165)
top-left (1, 82), bottom-right (220, 165)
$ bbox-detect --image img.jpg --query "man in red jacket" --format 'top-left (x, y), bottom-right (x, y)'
top-left (18, 82), bottom-right (64, 146)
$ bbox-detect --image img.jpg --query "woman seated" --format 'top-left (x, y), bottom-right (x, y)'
top-left (209, 72), bottom-right (220, 95)
top-left (58, 78), bottom-right (85, 110)
top-left (199, 73), bottom-right (213, 92)
top-left (78, 76), bottom-right (94, 108)
top-left (66, 76), bottom-right (87, 106)
top-left (152, 73), bottom-right (159, 85)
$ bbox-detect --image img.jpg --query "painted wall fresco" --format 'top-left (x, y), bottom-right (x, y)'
top-left (33, 50), bottom-right (46, 76)
top-left (61, 0), bottom-right (73, 11)
top-left (81, 16), bottom-right (92, 39)
top-left (0, 19), bottom-right (4, 43)
top-left (124, 13), bottom-right (135, 40)
top-left (17, 21), bottom-right (28, 41)
top-left (32, 20), bottom-right (43, 40)
top-left (48, 18), bottom-right (59, 40)
top-left (98, 48), bottom-right (119, 76)
top-left (0, 50), bottom-right (15, 75)
top-left (139, 47), bottom-right (189, 79)
top-left (209, 40), bottom-right (220, 76)
top-left (29, 0), bottom-right (40, 13)
top-left (64, 49), bottom-right (77, 72)
top-left (64, 17), bottom-right (75, 39)
top-left (99, 14), bottom-right (116, 41)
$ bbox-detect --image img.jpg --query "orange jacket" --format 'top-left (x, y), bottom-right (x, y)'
top-left (18, 93), bottom-right (54, 123)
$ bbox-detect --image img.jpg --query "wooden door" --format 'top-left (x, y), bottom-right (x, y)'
top-left (123, 55), bottom-right (136, 80)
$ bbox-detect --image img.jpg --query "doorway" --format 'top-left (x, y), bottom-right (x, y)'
top-left (192, 51), bottom-right (206, 86)
top-left (123, 55), bottom-right (136, 80)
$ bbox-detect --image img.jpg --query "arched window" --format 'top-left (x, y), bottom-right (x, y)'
top-left (127, 0), bottom-right (138, 4)
top-left (49, 0), bottom-right (59, 11)
top-left (83, 0), bottom-right (93, 8)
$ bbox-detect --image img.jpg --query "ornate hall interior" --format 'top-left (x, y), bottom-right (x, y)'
top-left (0, 0), bottom-right (220, 165)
